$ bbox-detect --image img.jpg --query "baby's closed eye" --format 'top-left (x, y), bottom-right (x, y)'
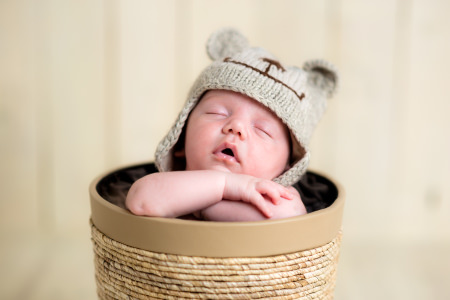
top-left (254, 122), bottom-right (273, 138)
top-left (204, 104), bottom-right (229, 117)
top-left (255, 127), bottom-right (271, 137)
top-left (207, 109), bottom-right (227, 115)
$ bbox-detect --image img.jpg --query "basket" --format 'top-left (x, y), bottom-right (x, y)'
top-left (90, 163), bottom-right (345, 299)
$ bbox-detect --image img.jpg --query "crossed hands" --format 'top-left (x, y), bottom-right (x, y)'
top-left (222, 173), bottom-right (303, 219)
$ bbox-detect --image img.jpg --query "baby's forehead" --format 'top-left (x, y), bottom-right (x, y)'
top-left (200, 90), bottom-right (283, 120)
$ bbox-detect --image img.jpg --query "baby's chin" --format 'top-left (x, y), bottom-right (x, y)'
top-left (207, 166), bottom-right (280, 181)
top-left (185, 163), bottom-right (233, 173)
top-left (205, 165), bottom-right (235, 173)
top-left (186, 163), bottom-right (281, 180)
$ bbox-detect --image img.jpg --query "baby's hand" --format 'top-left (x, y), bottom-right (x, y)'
top-left (267, 186), bottom-right (306, 219)
top-left (223, 173), bottom-right (294, 218)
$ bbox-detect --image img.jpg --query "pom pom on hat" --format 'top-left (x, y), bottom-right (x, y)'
top-left (207, 28), bottom-right (249, 60)
top-left (303, 59), bottom-right (339, 98)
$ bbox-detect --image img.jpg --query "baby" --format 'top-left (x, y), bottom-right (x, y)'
top-left (126, 28), bottom-right (338, 221)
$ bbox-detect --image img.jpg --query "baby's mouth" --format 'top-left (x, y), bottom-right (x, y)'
top-left (214, 143), bottom-right (240, 163)
top-left (221, 148), bottom-right (235, 157)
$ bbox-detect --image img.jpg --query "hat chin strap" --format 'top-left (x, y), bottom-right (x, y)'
top-left (273, 151), bottom-right (310, 187)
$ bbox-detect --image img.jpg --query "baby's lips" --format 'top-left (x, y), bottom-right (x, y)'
top-left (214, 142), bottom-right (240, 163)
top-left (214, 150), bottom-right (238, 164)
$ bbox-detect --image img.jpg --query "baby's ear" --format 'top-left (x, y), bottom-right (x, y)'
top-left (206, 28), bottom-right (249, 61)
top-left (173, 148), bottom-right (185, 158)
top-left (303, 59), bottom-right (339, 98)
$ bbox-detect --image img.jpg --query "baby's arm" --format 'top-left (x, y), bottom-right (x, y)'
top-left (125, 170), bottom-right (294, 218)
top-left (200, 187), bottom-right (306, 221)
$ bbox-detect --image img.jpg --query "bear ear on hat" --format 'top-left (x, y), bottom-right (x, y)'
top-left (303, 59), bottom-right (339, 98)
top-left (206, 28), bottom-right (249, 61)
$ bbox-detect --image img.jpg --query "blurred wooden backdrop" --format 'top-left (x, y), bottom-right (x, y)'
top-left (1, 0), bottom-right (450, 299)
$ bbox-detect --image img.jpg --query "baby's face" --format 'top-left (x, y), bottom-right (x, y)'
top-left (183, 90), bottom-right (290, 180)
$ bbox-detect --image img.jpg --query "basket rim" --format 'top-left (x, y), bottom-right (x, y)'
top-left (90, 162), bottom-right (345, 257)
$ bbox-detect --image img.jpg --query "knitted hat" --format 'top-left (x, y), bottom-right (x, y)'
top-left (155, 28), bottom-right (339, 186)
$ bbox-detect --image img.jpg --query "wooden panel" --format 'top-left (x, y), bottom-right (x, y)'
top-left (38, 0), bottom-right (108, 231)
top-left (331, 0), bottom-right (450, 241)
top-left (118, 0), bottom-right (177, 164)
top-left (398, 0), bottom-right (450, 240)
top-left (0, 0), bottom-right (40, 232)
top-left (330, 0), bottom-right (399, 239)
top-left (103, 0), bottom-right (122, 167)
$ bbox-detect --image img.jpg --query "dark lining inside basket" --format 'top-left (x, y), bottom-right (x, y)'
top-left (96, 162), bottom-right (338, 214)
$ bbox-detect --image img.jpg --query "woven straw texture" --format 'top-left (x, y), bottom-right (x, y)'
top-left (91, 222), bottom-right (342, 299)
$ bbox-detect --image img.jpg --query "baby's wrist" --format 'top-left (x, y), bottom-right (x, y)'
top-left (222, 172), bottom-right (249, 200)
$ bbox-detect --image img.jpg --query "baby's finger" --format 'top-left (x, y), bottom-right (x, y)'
top-left (263, 181), bottom-right (293, 203)
top-left (280, 188), bottom-right (294, 200)
top-left (250, 192), bottom-right (273, 218)
top-left (270, 183), bottom-right (295, 201)
top-left (261, 205), bottom-right (273, 218)
top-left (259, 185), bottom-right (283, 205)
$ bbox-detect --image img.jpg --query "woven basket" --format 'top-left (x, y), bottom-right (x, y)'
top-left (90, 163), bottom-right (344, 299)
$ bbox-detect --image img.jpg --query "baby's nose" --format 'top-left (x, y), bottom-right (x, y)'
top-left (223, 119), bottom-right (247, 140)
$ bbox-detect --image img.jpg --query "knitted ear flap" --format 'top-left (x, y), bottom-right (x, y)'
top-left (303, 59), bottom-right (339, 98)
top-left (206, 28), bottom-right (249, 61)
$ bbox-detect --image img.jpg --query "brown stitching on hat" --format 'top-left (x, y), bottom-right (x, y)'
top-left (262, 57), bottom-right (286, 73)
top-left (224, 57), bottom-right (305, 101)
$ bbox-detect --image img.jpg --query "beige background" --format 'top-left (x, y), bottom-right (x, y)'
top-left (1, 0), bottom-right (449, 299)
